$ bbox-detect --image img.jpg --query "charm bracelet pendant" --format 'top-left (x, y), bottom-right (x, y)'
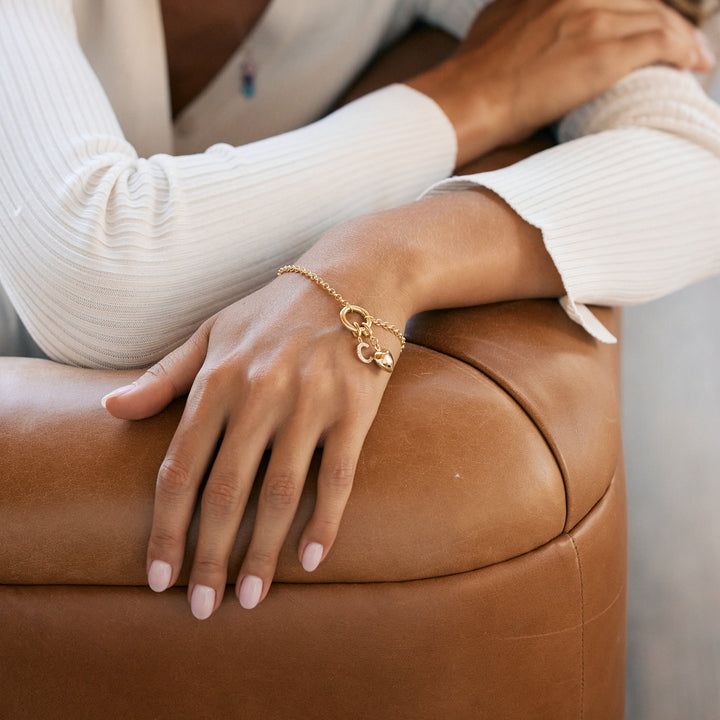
top-left (277, 266), bottom-right (406, 373)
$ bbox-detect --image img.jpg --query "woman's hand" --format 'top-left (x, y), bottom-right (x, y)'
top-left (99, 178), bottom-right (564, 622)
top-left (102, 266), bottom-right (408, 619)
top-left (98, 169), bottom-right (563, 622)
top-left (409, 0), bottom-right (715, 165)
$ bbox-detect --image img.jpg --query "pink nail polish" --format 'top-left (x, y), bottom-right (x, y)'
top-left (148, 560), bottom-right (172, 592)
top-left (238, 575), bottom-right (263, 609)
top-left (301, 542), bottom-right (323, 572)
top-left (101, 383), bottom-right (136, 409)
top-left (190, 585), bottom-right (216, 620)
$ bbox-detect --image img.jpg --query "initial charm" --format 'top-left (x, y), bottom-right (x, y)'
top-left (356, 341), bottom-right (374, 364)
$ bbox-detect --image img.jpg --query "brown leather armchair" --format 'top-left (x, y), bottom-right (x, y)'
top-left (0, 299), bottom-right (625, 719)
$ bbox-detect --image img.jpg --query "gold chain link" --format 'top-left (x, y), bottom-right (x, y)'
top-left (277, 265), bottom-right (406, 372)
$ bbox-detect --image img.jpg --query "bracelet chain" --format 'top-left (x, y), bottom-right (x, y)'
top-left (277, 264), bottom-right (406, 372)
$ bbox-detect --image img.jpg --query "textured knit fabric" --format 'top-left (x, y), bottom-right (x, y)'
top-left (424, 66), bottom-right (720, 343)
top-left (0, 0), bottom-right (459, 367)
top-left (1, 0), bottom-right (719, 366)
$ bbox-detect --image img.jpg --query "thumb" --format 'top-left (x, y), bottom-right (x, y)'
top-left (101, 323), bottom-right (211, 420)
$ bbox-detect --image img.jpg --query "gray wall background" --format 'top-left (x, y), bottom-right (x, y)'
top-left (621, 276), bottom-right (720, 719)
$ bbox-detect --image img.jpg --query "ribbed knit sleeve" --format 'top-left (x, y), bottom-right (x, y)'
top-left (423, 66), bottom-right (720, 343)
top-left (0, 0), bottom-right (457, 368)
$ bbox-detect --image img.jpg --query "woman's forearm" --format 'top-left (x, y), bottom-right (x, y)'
top-left (294, 189), bottom-right (564, 327)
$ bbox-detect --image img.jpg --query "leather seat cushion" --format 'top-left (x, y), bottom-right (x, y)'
top-left (0, 301), bottom-right (619, 586)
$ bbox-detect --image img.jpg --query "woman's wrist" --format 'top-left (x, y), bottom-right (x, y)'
top-left (291, 213), bottom-right (424, 327)
top-left (292, 186), bottom-right (563, 326)
top-left (287, 194), bottom-right (478, 327)
top-left (406, 59), bottom-right (502, 168)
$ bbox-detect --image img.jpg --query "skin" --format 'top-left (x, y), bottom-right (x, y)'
top-left (409, 0), bottom-right (715, 164)
top-left (160, 0), bottom-right (272, 118)
top-left (104, 0), bottom-right (714, 619)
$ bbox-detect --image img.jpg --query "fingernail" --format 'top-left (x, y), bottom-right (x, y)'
top-left (301, 542), bottom-right (324, 572)
top-left (238, 575), bottom-right (263, 610)
top-left (190, 585), bottom-right (216, 620)
top-left (101, 383), bottom-right (136, 408)
top-left (148, 560), bottom-right (172, 592)
top-left (695, 29), bottom-right (716, 66)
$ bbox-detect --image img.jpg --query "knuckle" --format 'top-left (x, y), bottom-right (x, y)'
top-left (149, 525), bottom-right (183, 552)
top-left (568, 8), bottom-right (606, 38)
top-left (145, 360), bottom-right (170, 382)
top-left (299, 366), bottom-right (327, 396)
top-left (313, 516), bottom-right (341, 536)
top-left (193, 366), bottom-right (228, 398)
top-left (654, 8), bottom-right (671, 28)
top-left (145, 359), bottom-right (181, 396)
top-left (262, 472), bottom-right (300, 510)
top-left (247, 547), bottom-right (276, 570)
top-left (192, 555), bottom-right (228, 577)
top-left (248, 364), bottom-right (290, 398)
top-left (648, 27), bottom-right (673, 53)
top-left (324, 458), bottom-right (356, 493)
top-left (202, 477), bottom-right (242, 515)
top-left (157, 458), bottom-right (194, 498)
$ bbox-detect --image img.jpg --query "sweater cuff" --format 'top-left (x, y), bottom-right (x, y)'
top-left (318, 83), bottom-right (457, 203)
top-left (421, 143), bottom-right (619, 344)
top-left (421, 127), bottom-right (720, 345)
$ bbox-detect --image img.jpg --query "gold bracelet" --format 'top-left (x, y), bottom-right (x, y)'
top-left (277, 265), bottom-right (406, 373)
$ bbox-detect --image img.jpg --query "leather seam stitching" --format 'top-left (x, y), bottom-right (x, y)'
top-left (568, 534), bottom-right (586, 720)
top-left (405, 340), bottom-right (571, 524)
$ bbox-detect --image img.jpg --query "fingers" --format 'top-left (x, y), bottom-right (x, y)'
top-left (234, 416), bottom-right (323, 610)
top-left (186, 408), bottom-right (279, 619)
top-left (297, 419), bottom-right (371, 574)
top-left (101, 320), bottom-right (212, 420)
top-left (562, 3), bottom-right (715, 74)
top-left (616, 22), bottom-right (715, 74)
top-left (145, 371), bottom-right (230, 597)
top-left (623, 3), bottom-right (714, 71)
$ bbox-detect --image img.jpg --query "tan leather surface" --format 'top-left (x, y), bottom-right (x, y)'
top-left (0, 467), bottom-right (625, 720)
top-left (0, 328), bottom-right (567, 585)
top-left (0, 300), bottom-right (625, 717)
top-left (407, 300), bottom-right (621, 531)
top-left (572, 460), bottom-right (628, 720)
top-left (0, 301), bottom-right (618, 586)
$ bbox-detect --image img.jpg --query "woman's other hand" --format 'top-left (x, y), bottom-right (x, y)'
top-left (409, 0), bottom-right (715, 165)
top-left (101, 262), bottom-right (408, 619)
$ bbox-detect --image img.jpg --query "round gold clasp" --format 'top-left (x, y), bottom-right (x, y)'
top-left (340, 305), bottom-right (372, 334)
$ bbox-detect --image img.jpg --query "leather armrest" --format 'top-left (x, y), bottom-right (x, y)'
top-left (0, 300), bottom-right (620, 588)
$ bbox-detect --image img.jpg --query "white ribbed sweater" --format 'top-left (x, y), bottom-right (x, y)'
top-left (1, 0), bottom-right (720, 367)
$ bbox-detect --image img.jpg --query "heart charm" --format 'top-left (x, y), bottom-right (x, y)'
top-left (373, 350), bottom-right (394, 373)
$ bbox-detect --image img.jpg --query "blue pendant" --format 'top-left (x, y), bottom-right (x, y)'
top-left (241, 60), bottom-right (256, 98)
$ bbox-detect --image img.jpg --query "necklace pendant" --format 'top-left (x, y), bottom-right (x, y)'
top-left (241, 59), bottom-right (257, 98)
